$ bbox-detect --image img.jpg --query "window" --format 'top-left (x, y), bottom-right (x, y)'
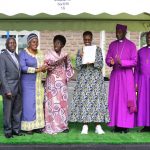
top-left (0, 31), bottom-right (40, 53)
top-left (140, 32), bottom-right (147, 48)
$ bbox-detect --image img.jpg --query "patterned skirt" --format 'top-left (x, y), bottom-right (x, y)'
top-left (69, 67), bottom-right (110, 123)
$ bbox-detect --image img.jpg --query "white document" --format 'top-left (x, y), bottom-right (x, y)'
top-left (82, 45), bottom-right (96, 64)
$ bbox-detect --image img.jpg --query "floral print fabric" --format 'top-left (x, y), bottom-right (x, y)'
top-left (44, 50), bottom-right (74, 134)
top-left (69, 47), bottom-right (110, 123)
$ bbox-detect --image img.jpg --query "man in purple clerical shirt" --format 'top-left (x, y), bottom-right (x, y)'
top-left (106, 24), bottom-right (137, 133)
top-left (135, 31), bottom-right (150, 132)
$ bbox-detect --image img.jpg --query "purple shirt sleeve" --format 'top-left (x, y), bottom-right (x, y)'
top-left (106, 44), bottom-right (113, 67)
top-left (121, 43), bottom-right (137, 68)
top-left (134, 51), bottom-right (140, 86)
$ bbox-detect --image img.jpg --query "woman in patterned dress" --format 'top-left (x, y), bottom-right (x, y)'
top-left (44, 35), bottom-right (74, 134)
top-left (19, 33), bottom-right (47, 134)
top-left (69, 31), bottom-right (110, 134)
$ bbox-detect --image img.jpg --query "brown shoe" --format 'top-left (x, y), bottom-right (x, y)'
top-left (25, 131), bottom-right (33, 135)
top-left (33, 129), bottom-right (43, 133)
top-left (62, 129), bottom-right (69, 133)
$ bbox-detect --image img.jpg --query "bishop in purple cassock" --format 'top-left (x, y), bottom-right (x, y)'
top-left (135, 31), bottom-right (150, 132)
top-left (106, 24), bottom-right (137, 133)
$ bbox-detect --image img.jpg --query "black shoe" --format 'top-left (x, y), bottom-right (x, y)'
top-left (139, 127), bottom-right (150, 132)
top-left (13, 131), bottom-right (25, 136)
top-left (33, 129), bottom-right (43, 133)
top-left (5, 133), bottom-right (13, 138)
top-left (121, 128), bottom-right (129, 133)
top-left (111, 127), bottom-right (122, 133)
top-left (62, 129), bottom-right (69, 133)
top-left (25, 131), bottom-right (34, 135)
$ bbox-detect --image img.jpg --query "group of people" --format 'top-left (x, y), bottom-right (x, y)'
top-left (106, 24), bottom-right (150, 133)
top-left (0, 23), bottom-right (150, 139)
top-left (0, 34), bottom-right (74, 138)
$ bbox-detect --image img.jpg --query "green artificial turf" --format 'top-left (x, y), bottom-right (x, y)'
top-left (0, 95), bottom-right (150, 144)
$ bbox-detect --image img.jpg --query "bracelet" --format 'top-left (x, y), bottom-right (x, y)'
top-left (35, 68), bottom-right (40, 73)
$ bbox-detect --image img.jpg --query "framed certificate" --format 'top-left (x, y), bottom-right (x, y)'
top-left (82, 45), bottom-right (96, 64)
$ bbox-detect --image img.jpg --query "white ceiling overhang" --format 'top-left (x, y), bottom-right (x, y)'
top-left (0, 0), bottom-right (150, 16)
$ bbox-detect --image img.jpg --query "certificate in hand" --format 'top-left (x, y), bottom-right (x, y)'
top-left (82, 45), bottom-right (96, 64)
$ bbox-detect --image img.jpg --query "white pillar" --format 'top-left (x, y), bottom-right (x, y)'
top-left (100, 30), bottom-right (106, 77)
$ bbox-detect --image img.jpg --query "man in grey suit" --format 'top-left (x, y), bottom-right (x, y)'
top-left (0, 37), bottom-right (23, 138)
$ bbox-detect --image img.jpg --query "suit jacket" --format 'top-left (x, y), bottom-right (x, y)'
top-left (0, 50), bottom-right (21, 96)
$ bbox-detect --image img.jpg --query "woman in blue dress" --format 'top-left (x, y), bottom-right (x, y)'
top-left (19, 33), bottom-right (46, 134)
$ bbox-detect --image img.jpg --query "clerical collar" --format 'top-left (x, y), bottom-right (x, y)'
top-left (119, 40), bottom-right (123, 42)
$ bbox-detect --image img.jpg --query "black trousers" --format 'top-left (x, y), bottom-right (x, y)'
top-left (3, 94), bottom-right (22, 134)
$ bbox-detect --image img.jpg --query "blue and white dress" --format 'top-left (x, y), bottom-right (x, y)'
top-left (69, 47), bottom-right (109, 123)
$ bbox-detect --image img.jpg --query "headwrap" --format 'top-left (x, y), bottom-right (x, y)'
top-left (116, 24), bottom-right (127, 32)
top-left (27, 33), bottom-right (38, 44)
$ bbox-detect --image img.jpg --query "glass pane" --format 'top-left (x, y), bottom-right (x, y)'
top-left (140, 32), bottom-right (147, 48)
top-left (18, 35), bottom-right (28, 53)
